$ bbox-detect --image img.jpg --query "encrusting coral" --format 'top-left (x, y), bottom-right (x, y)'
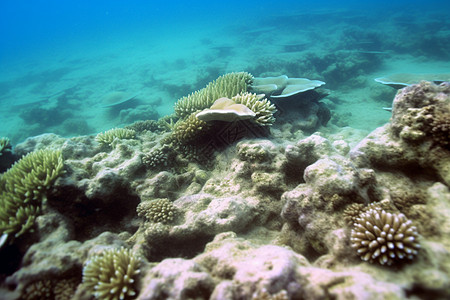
top-left (96, 128), bottom-right (136, 146)
top-left (0, 149), bottom-right (64, 243)
top-left (82, 247), bottom-right (140, 300)
top-left (350, 208), bottom-right (420, 266)
top-left (174, 72), bottom-right (253, 119)
top-left (137, 198), bottom-right (176, 224)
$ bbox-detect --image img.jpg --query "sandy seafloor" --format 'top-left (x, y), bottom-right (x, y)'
top-left (1, 3), bottom-right (449, 144)
top-left (1, 1), bottom-right (450, 299)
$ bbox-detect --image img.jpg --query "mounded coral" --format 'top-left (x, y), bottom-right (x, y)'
top-left (137, 198), bottom-right (176, 224)
top-left (82, 247), bottom-right (140, 300)
top-left (96, 128), bottom-right (136, 147)
top-left (0, 149), bottom-right (64, 242)
top-left (350, 209), bottom-right (420, 266)
top-left (174, 72), bottom-right (253, 119)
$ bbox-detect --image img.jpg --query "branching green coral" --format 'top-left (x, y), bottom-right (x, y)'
top-left (172, 112), bottom-right (209, 144)
top-left (232, 92), bottom-right (277, 126)
top-left (96, 128), bottom-right (136, 146)
top-left (350, 209), bottom-right (420, 266)
top-left (0, 149), bottom-right (64, 242)
top-left (137, 198), bottom-right (176, 223)
top-left (174, 72), bottom-right (253, 119)
top-left (82, 247), bottom-right (140, 300)
top-left (0, 137), bottom-right (11, 156)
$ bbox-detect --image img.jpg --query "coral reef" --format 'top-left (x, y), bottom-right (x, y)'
top-left (1, 81), bottom-right (450, 300)
top-left (174, 72), bottom-right (253, 119)
top-left (96, 128), bottom-right (136, 147)
top-left (82, 247), bottom-right (141, 300)
top-left (350, 209), bottom-right (420, 265)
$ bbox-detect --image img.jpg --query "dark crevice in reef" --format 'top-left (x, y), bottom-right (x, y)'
top-left (48, 187), bottom-right (140, 242)
top-left (0, 243), bottom-right (24, 277)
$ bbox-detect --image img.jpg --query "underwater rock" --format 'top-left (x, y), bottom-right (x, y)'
top-left (13, 133), bottom-right (65, 156)
top-left (137, 258), bottom-right (215, 300)
top-left (351, 81), bottom-right (450, 185)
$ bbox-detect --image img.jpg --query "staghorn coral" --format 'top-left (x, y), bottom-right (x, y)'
top-left (0, 149), bottom-right (64, 241)
top-left (0, 137), bottom-right (11, 155)
top-left (82, 247), bottom-right (140, 300)
top-left (350, 209), bottom-right (420, 266)
top-left (96, 128), bottom-right (136, 147)
top-left (232, 92), bottom-right (277, 126)
top-left (137, 198), bottom-right (176, 224)
top-left (174, 72), bottom-right (253, 119)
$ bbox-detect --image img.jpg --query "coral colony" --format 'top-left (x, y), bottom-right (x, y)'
top-left (0, 75), bottom-right (449, 299)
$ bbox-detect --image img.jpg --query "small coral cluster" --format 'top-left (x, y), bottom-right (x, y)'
top-left (137, 198), bottom-right (176, 223)
top-left (350, 209), bottom-right (420, 266)
top-left (0, 149), bottom-right (64, 242)
top-left (96, 128), bottom-right (136, 146)
top-left (82, 247), bottom-right (140, 300)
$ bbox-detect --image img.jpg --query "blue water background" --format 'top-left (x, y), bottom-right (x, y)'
top-left (2, 0), bottom-right (447, 61)
top-left (1, 0), bottom-right (449, 143)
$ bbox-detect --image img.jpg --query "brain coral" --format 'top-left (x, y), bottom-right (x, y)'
top-left (82, 247), bottom-right (140, 300)
top-left (350, 209), bottom-right (420, 266)
top-left (0, 149), bottom-right (64, 242)
top-left (174, 72), bottom-right (253, 119)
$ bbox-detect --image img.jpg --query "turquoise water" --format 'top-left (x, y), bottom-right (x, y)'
top-left (1, 0), bottom-right (449, 143)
